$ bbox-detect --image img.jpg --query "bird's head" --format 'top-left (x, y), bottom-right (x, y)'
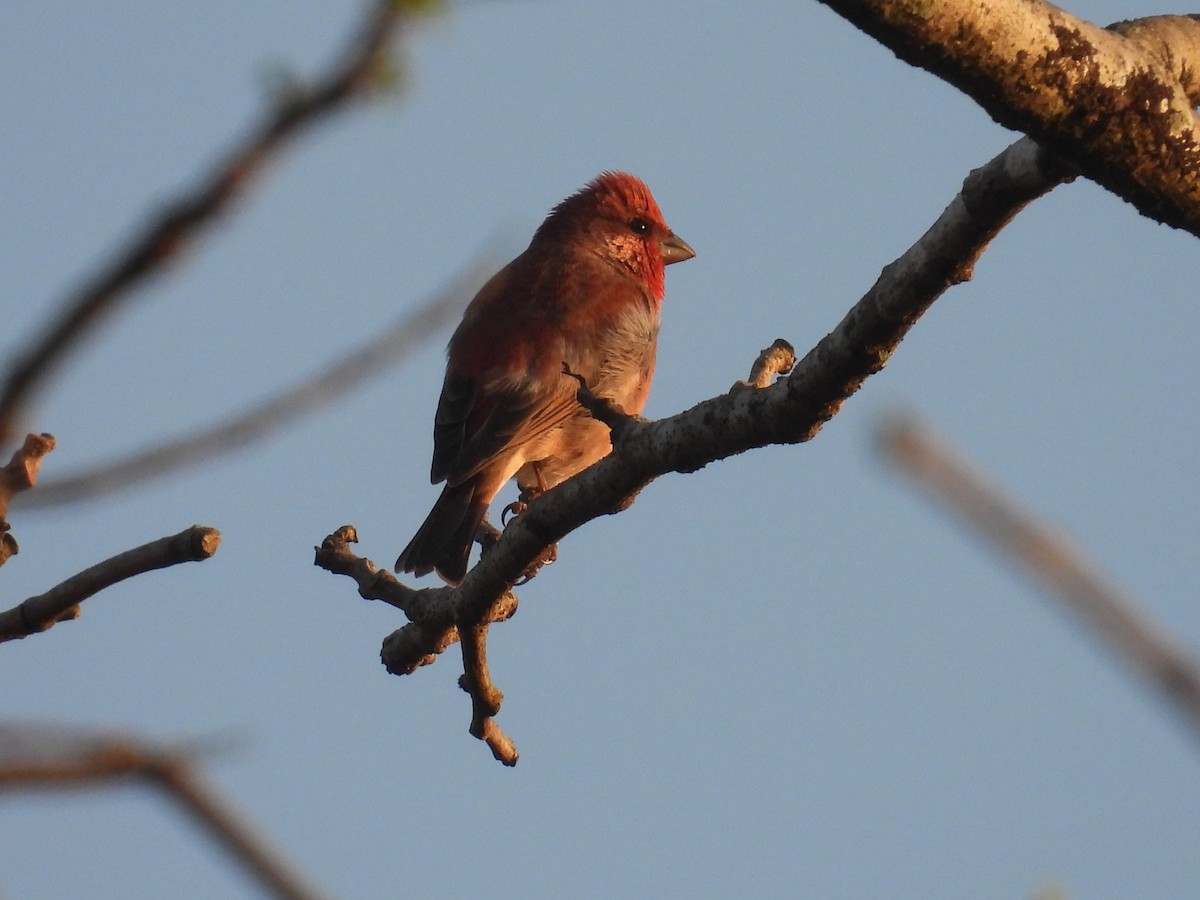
top-left (535, 171), bottom-right (694, 299)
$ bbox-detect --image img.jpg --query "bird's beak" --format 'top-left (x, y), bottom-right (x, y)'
top-left (660, 232), bottom-right (696, 265)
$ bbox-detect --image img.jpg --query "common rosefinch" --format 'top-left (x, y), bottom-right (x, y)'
top-left (395, 171), bottom-right (694, 585)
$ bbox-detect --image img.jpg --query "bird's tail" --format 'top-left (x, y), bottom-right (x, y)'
top-left (395, 479), bottom-right (487, 586)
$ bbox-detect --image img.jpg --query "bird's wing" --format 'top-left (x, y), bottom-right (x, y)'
top-left (432, 372), bottom-right (581, 486)
top-left (429, 372), bottom-right (475, 484)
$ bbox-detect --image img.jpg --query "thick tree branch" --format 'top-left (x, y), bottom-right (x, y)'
top-left (321, 125), bottom-right (1077, 762)
top-left (878, 417), bottom-right (1200, 740)
top-left (0, 525), bottom-right (221, 642)
top-left (815, 4), bottom-right (1200, 234)
top-left (0, 0), bottom-right (419, 445)
top-left (0, 723), bottom-right (326, 900)
top-left (322, 9), bottom-right (1200, 762)
top-left (468, 136), bottom-right (1072, 587)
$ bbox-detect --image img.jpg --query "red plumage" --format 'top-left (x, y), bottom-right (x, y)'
top-left (396, 172), bottom-right (694, 584)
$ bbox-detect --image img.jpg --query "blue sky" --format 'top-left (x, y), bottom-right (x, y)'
top-left (3, 2), bottom-right (1198, 897)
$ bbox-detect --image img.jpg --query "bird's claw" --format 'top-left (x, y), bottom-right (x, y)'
top-left (501, 499), bottom-right (527, 526)
top-left (514, 542), bottom-right (558, 585)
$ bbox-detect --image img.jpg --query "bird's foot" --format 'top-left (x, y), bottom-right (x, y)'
top-left (514, 542), bottom-right (558, 585)
top-left (476, 517), bottom-right (502, 557)
top-left (502, 479), bottom-right (546, 525)
top-left (500, 499), bottom-right (527, 526)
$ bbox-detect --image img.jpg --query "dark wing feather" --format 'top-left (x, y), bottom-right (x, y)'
top-left (439, 377), bottom-right (581, 486)
top-left (430, 373), bottom-right (475, 484)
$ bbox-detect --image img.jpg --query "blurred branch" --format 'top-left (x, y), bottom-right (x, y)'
top-left (0, 433), bottom-right (54, 567)
top-left (878, 416), bottom-right (1200, 739)
top-left (0, 525), bottom-right (221, 642)
top-left (815, 3), bottom-right (1200, 234)
top-left (0, 0), bottom-right (417, 445)
top-left (0, 722), bottom-right (327, 900)
top-left (19, 256), bottom-right (492, 509)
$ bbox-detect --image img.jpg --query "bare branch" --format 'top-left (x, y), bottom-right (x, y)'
top-left (0, 525), bottom-right (221, 642)
top-left (0, 0), bottom-right (417, 445)
top-left (314, 526), bottom-right (518, 677)
top-left (455, 135), bottom-right (1071, 606)
top-left (877, 416), bottom-right (1200, 740)
top-left (816, 4), bottom-right (1200, 234)
top-left (0, 433), bottom-right (55, 517)
top-left (20, 256), bottom-right (492, 509)
top-left (731, 339), bottom-right (796, 391)
top-left (0, 433), bottom-right (54, 567)
top-left (0, 722), bottom-right (327, 900)
top-left (316, 526), bottom-right (522, 757)
top-left (322, 11), bottom-right (1200, 762)
top-left (458, 621), bottom-right (518, 766)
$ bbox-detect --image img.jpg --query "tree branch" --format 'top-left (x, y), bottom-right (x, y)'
top-left (320, 10), bottom-right (1200, 762)
top-left (320, 122), bottom-right (1077, 761)
top-left (816, 4), bottom-right (1200, 234)
top-left (877, 416), bottom-right (1200, 740)
top-left (314, 526), bottom-right (517, 676)
top-left (19, 256), bottom-right (491, 509)
top-left (462, 135), bottom-right (1072, 595)
top-left (0, 722), bottom-right (327, 900)
top-left (0, 0), bottom-right (418, 445)
top-left (458, 619), bottom-right (518, 766)
top-left (731, 339), bottom-right (797, 391)
top-left (153, 759), bottom-right (329, 900)
top-left (0, 525), bottom-right (221, 642)
top-left (0, 433), bottom-right (54, 567)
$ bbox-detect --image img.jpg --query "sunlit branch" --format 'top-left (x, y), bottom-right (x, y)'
top-left (0, 526), bottom-right (221, 642)
top-left (20, 257), bottom-right (492, 508)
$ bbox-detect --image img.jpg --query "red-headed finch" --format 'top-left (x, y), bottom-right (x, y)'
top-left (396, 171), bottom-right (694, 585)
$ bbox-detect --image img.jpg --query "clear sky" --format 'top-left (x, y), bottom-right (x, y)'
top-left (3, 1), bottom-right (1198, 897)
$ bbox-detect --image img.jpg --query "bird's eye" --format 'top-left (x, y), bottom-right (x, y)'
top-left (629, 217), bottom-right (651, 235)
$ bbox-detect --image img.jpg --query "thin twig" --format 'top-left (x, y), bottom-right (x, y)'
top-left (878, 416), bottom-right (1200, 739)
top-left (0, 0), bottom-right (413, 444)
top-left (730, 339), bottom-right (797, 391)
top-left (0, 432), bottom-right (54, 567)
top-left (0, 525), bottom-right (221, 642)
top-left (458, 621), bottom-right (518, 766)
top-left (314, 526), bottom-right (518, 676)
top-left (327, 107), bottom-right (1083, 765)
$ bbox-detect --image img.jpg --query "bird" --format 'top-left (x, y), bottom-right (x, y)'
top-left (395, 171), bottom-right (694, 585)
